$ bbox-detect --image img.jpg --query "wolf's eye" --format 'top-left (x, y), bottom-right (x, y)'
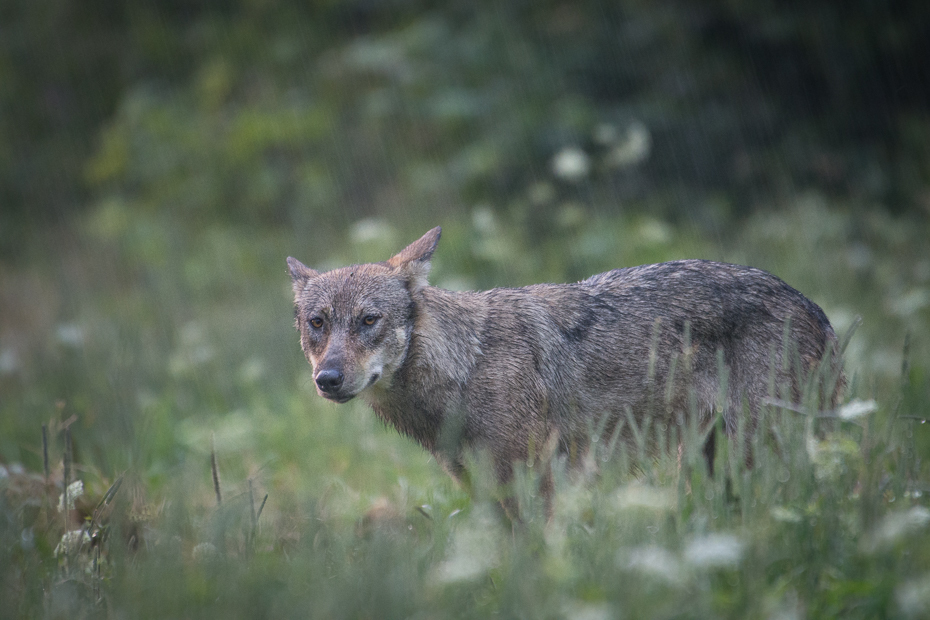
top-left (309, 317), bottom-right (324, 329)
top-left (362, 314), bottom-right (379, 326)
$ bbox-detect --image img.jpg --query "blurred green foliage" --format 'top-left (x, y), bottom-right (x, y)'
top-left (2, 0), bottom-right (930, 252)
top-left (2, 1), bottom-right (930, 618)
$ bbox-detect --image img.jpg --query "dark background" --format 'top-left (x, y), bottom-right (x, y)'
top-left (2, 0), bottom-right (929, 249)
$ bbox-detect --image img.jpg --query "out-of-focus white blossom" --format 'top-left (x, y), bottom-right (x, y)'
top-left (552, 147), bottom-right (591, 181)
top-left (58, 480), bottom-right (84, 513)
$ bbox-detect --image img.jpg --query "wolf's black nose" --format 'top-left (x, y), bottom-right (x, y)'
top-left (315, 369), bottom-right (344, 393)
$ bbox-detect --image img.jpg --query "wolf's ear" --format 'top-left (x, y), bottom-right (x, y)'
top-left (287, 256), bottom-right (319, 295)
top-left (386, 226), bottom-right (441, 291)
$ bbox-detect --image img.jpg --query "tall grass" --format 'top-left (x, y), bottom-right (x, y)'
top-left (2, 202), bottom-right (929, 618)
top-left (3, 374), bottom-right (925, 619)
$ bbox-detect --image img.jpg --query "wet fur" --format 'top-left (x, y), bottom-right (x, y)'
top-left (289, 227), bottom-right (843, 495)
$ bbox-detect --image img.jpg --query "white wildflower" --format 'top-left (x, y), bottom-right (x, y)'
top-left (55, 323), bottom-right (85, 347)
top-left (770, 506), bottom-right (803, 523)
top-left (838, 399), bottom-right (877, 420)
top-left (58, 480), bottom-right (84, 513)
top-left (192, 542), bottom-right (219, 561)
top-left (863, 506), bottom-right (930, 553)
top-left (350, 218), bottom-right (396, 246)
top-left (561, 601), bottom-right (615, 620)
top-left (896, 573), bottom-right (930, 618)
top-left (551, 147), bottom-right (590, 181)
top-left (684, 533), bottom-right (744, 568)
top-left (55, 529), bottom-right (91, 557)
top-left (605, 121), bottom-right (652, 168)
top-left (622, 545), bottom-right (685, 584)
top-left (432, 506), bottom-right (500, 584)
top-left (614, 484), bottom-right (674, 511)
top-left (0, 347), bottom-right (19, 375)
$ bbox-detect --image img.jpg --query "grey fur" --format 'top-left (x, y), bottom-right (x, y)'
top-left (288, 226), bottom-right (843, 490)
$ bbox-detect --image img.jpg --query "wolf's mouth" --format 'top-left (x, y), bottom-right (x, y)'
top-left (320, 391), bottom-right (356, 404)
top-left (317, 373), bottom-right (382, 403)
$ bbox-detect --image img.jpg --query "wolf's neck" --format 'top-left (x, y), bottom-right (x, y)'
top-left (363, 286), bottom-right (485, 450)
top-left (406, 286), bottom-right (485, 383)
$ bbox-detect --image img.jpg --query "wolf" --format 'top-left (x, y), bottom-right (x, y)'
top-left (288, 227), bottom-right (843, 504)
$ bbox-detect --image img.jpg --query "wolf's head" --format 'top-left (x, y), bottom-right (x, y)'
top-left (288, 227), bottom-right (440, 403)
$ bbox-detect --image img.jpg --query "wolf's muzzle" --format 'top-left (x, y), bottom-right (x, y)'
top-left (315, 369), bottom-right (345, 395)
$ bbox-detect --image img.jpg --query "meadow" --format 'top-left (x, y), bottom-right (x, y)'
top-left (4, 1), bottom-right (930, 617)
top-left (2, 200), bottom-right (929, 619)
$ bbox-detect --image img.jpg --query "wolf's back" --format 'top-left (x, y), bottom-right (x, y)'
top-left (465, 259), bottom-right (844, 451)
